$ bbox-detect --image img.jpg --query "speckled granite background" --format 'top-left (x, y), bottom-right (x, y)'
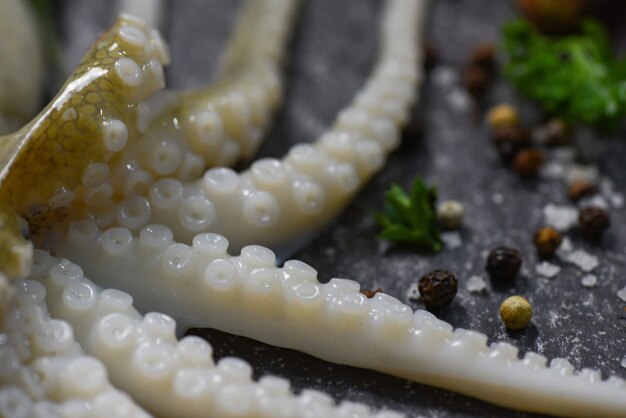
top-left (57, 1), bottom-right (626, 416)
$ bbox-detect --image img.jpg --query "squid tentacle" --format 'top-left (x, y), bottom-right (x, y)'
top-left (0, 276), bottom-right (151, 418)
top-left (49, 224), bottom-right (626, 418)
top-left (26, 250), bottom-right (404, 418)
top-left (79, 0), bottom-right (424, 256)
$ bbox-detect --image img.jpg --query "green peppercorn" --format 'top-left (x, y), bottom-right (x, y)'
top-left (418, 270), bottom-right (458, 310)
top-left (500, 295), bottom-right (533, 330)
top-left (534, 227), bottom-right (562, 259)
top-left (485, 247), bottom-right (522, 281)
top-left (578, 206), bottom-right (610, 240)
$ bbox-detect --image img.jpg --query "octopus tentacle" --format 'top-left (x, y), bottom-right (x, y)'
top-left (50, 225), bottom-right (626, 417)
top-left (0, 0), bottom-right (45, 135)
top-left (108, 0), bottom-right (298, 197)
top-left (81, 0), bottom-right (423, 256)
top-left (0, 15), bottom-right (167, 227)
top-left (0, 276), bottom-right (151, 418)
top-left (27, 250), bottom-right (404, 418)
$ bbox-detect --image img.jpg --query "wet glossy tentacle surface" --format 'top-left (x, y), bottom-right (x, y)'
top-left (0, 277), bottom-right (151, 418)
top-left (26, 250), bottom-right (404, 418)
top-left (78, 0), bottom-right (421, 256)
top-left (50, 223), bottom-right (626, 418)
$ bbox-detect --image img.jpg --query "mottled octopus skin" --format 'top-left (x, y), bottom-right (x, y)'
top-left (79, 0), bottom-right (418, 256)
top-left (0, 15), bottom-right (166, 280)
top-left (24, 251), bottom-right (403, 418)
top-left (0, 2), bottom-right (402, 417)
top-left (0, 278), bottom-right (151, 418)
top-left (0, 0), bottom-right (44, 135)
top-left (2, 1), bottom-right (625, 417)
top-left (0, 15), bottom-right (168, 225)
top-left (103, 0), bottom-right (297, 207)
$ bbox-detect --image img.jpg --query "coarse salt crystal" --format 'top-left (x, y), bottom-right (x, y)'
top-left (441, 231), bottom-right (463, 249)
top-left (536, 261), bottom-right (561, 278)
top-left (466, 275), bottom-right (487, 293)
top-left (541, 161), bottom-right (565, 180)
top-left (618, 286), bottom-right (626, 302)
top-left (492, 193), bottom-right (505, 205)
top-left (581, 274), bottom-right (597, 287)
top-left (553, 148), bottom-right (576, 163)
top-left (406, 285), bottom-right (420, 301)
top-left (432, 66), bottom-right (459, 87)
top-left (565, 250), bottom-right (598, 272)
top-left (447, 88), bottom-right (472, 112)
top-left (543, 204), bottom-right (578, 231)
top-left (556, 237), bottom-right (574, 258)
top-left (578, 195), bottom-right (608, 209)
top-left (566, 164), bottom-right (599, 186)
top-left (610, 193), bottom-right (624, 208)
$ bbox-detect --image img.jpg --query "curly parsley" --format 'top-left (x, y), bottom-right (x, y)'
top-left (502, 19), bottom-right (626, 129)
top-left (375, 177), bottom-right (442, 252)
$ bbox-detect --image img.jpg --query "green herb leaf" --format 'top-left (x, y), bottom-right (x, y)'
top-left (502, 18), bottom-right (626, 129)
top-left (375, 177), bottom-right (442, 252)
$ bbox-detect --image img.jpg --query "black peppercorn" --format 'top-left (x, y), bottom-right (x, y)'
top-left (534, 227), bottom-right (562, 259)
top-left (578, 206), bottom-right (610, 240)
top-left (361, 288), bottom-right (383, 299)
top-left (568, 181), bottom-right (596, 202)
top-left (544, 119), bottom-right (570, 146)
top-left (485, 247), bottom-right (522, 281)
top-left (464, 65), bottom-right (491, 97)
top-left (513, 148), bottom-right (544, 177)
top-left (423, 41), bottom-right (437, 70)
top-left (418, 270), bottom-right (458, 310)
top-left (492, 125), bottom-right (531, 161)
top-left (470, 43), bottom-right (496, 71)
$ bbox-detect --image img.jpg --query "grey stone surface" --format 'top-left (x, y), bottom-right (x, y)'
top-left (56, 0), bottom-right (626, 416)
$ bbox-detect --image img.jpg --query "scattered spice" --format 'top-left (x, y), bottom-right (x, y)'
top-left (517, 0), bottom-right (586, 35)
top-left (401, 117), bottom-right (425, 145)
top-left (361, 288), bottom-right (383, 299)
top-left (500, 295), bottom-right (533, 330)
top-left (486, 247), bottom-right (522, 281)
top-left (492, 124), bottom-right (531, 161)
top-left (487, 104), bottom-right (520, 129)
top-left (578, 206), bottom-right (610, 240)
top-left (534, 227), bottom-right (562, 259)
top-left (423, 41), bottom-right (437, 70)
top-left (513, 148), bottom-right (544, 177)
top-left (470, 43), bottom-right (496, 70)
top-left (418, 270), bottom-right (458, 310)
top-left (464, 65), bottom-right (490, 96)
top-left (437, 200), bottom-right (464, 230)
top-left (543, 118), bottom-right (570, 146)
top-left (568, 181), bottom-right (597, 202)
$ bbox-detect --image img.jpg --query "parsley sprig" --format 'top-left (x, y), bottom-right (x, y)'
top-left (502, 19), bottom-right (626, 129)
top-left (375, 177), bottom-right (442, 252)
